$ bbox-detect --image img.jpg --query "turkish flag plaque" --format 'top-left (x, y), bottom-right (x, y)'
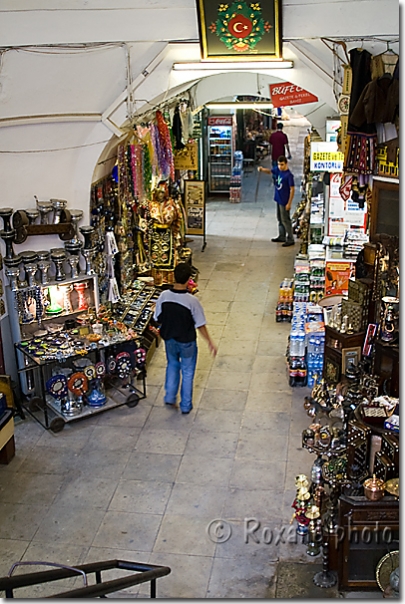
top-left (196, 0), bottom-right (282, 61)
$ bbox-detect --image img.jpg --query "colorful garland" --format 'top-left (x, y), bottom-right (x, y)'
top-left (155, 110), bottom-right (175, 181)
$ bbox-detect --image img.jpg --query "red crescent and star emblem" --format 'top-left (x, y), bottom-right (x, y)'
top-left (228, 14), bottom-right (252, 38)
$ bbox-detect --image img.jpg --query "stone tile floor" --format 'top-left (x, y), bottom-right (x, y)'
top-left (0, 120), bottom-right (340, 598)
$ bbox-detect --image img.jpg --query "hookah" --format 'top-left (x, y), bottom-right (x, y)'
top-left (67, 372), bottom-right (88, 414)
top-left (380, 296), bottom-right (399, 343)
top-left (46, 285), bottom-right (63, 315)
top-left (50, 199), bottom-right (67, 224)
top-left (66, 253), bottom-right (81, 279)
top-left (79, 225), bottom-right (97, 275)
top-left (84, 362), bottom-right (107, 407)
top-left (36, 251), bottom-right (51, 285)
top-left (73, 281), bottom-right (89, 311)
top-left (25, 209), bottom-right (40, 225)
top-left (50, 248), bottom-right (67, 281)
top-left (25, 262), bottom-right (39, 288)
top-left (0, 207), bottom-right (16, 260)
top-left (4, 254), bottom-right (22, 291)
top-left (35, 199), bottom-right (53, 225)
top-left (291, 485), bottom-right (311, 536)
top-left (19, 251), bottom-right (38, 288)
top-left (46, 374), bottom-right (74, 417)
top-left (305, 505), bottom-right (322, 557)
top-left (61, 284), bottom-right (74, 313)
top-left (68, 209), bottom-right (83, 246)
top-left (64, 210), bottom-right (83, 276)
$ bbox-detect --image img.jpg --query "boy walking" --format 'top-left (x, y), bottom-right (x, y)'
top-left (258, 155), bottom-right (295, 247)
top-left (153, 263), bottom-right (217, 414)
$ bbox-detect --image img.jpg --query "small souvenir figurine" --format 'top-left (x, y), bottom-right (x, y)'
top-left (291, 486), bottom-right (311, 535)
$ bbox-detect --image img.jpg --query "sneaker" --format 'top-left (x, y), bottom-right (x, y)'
top-left (164, 401), bottom-right (176, 406)
top-left (181, 407), bottom-right (192, 414)
top-left (282, 240), bottom-right (295, 247)
top-left (271, 237), bottom-right (286, 243)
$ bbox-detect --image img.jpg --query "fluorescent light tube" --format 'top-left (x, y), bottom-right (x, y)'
top-left (206, 102), bottom-right (273, 109)
top-left (173, 61), bottom-right (293, 71)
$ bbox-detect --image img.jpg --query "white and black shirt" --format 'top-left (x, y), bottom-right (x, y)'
top-left (153, 289), bottom-right (206, 343)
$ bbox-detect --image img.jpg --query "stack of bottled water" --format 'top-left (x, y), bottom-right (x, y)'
top-left (306, 332), bottom-right (325, 388)
top-left (230, 150), bottom-right (243, 203)
top-left (288, 302), bottom-right (307, 386)
top-left (305, 305), bottom-right (325, 387)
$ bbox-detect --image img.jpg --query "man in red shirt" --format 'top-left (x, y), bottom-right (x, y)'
top-left (269, 123), bottom-right (291, 181)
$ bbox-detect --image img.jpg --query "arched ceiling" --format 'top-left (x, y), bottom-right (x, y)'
top-left (0, 0), bottom-right (399, 219)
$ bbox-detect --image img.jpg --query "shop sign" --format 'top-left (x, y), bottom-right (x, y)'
top-left (196, 0), bottom-right (282, 60)
top-left (184, 180), bottom-right (206, 236)
top-left (269, 82), bottom-right (318, 107)
top-left (174, 142), bottom-right (198, 171)
top-left (208, 116), bottom-right (233, 126)
top-left (310, 142), bottom-right (344, 173)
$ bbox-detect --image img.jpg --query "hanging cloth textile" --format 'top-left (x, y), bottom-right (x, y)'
top-left (105, 231), bottom-right (121, 303)
top-left (172, 105), bottom-right (184, 150)
top-left (347, 48), bottom-right (372, 132)
top-left (179, 103), bottom-right (193, 144)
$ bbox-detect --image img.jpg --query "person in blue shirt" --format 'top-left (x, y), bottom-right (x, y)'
top-left (258, 155), bottom-right (295, 247)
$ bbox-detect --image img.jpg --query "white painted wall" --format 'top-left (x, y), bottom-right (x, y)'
top-left (0, 0), bottom-right (399, 252)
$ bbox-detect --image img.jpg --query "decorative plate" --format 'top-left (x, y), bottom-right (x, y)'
top-left (376, 550), bottom-right (399, 592)
top-left (46, 375), bottom-right (68, 399)
top-left (67, 372), bottom-right (89, 395)
top-left (338, 94), bottom-right (350, 115)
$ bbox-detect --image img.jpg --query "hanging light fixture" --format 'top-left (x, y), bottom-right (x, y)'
top-left (173, 61), bottom-right (293, 71)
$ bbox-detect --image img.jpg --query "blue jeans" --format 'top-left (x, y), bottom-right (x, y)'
top-left (164, 339), bottom-right (197, 412)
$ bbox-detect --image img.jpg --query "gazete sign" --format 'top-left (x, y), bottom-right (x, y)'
top-left (269, 82), bottom-right (318, 107)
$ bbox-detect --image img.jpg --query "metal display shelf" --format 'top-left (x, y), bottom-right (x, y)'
top-left (17, 334), bottom-right (148, 432)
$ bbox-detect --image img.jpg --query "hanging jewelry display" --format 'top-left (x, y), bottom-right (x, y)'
top-left (90, 174), bottom-right (118, 303)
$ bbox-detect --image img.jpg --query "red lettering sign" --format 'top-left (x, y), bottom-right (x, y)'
top-left (269, 82), bottom-right (318, 108)
top-left (208, 116), bottom-right (233, 126)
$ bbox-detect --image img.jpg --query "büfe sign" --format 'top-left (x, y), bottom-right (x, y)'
top-left (269, 82), bottom-right (318, 107)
